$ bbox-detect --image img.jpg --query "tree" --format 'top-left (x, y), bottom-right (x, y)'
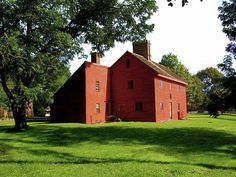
top-left (196, 67), bottom-right (224, 95)
top-left (195, 67), bottom-right (225, 117)
top-left (160, 53), bottom-right (204, 111)
top-left (187, 76), bottom-right (204, 112)
top-left (205, 80), bottom-right (227, 118)
top-left (0, 0), bottom-right (157, 130)
top-left (218, 0), bottom-right (236, 110)
top-left (159, 53), bottom-right (179, 71)
top-left (166, 0), bottom-right (203, 7)
top-left (33, 64), bottom-right (71, 116)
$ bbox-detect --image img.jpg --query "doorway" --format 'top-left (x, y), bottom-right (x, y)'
top-left (105, 102), bottom-right (111, 116)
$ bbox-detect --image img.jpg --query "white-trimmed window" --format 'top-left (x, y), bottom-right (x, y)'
top-left (160, 102), bottom-right (164, 111)
top-left (96, 103), bottom-right (100, 113)
top-left (96, 81), bottom-right (100, 92)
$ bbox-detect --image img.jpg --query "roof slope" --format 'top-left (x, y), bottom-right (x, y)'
top-left (130, 52), bottom-right (187, 84)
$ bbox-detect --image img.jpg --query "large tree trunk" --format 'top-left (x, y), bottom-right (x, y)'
top-left (0, 57), bottom-right (28, 130)
top-left (12, 106), bottom-right (28, 130)
top-left (14, 118), bottom-right (28, 130)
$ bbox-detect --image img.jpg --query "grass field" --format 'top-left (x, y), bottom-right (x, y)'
top-left (0, 114), bottom-right (236, 177)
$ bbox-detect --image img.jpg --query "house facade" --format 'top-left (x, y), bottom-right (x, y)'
top-left (51, 41), bottom-right (187, 123)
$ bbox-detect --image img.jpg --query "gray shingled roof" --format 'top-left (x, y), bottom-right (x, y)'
top-left (131, 52), bottom-right (187, 84)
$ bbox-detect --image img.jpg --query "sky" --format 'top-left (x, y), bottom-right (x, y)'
top-left (70, 0), bottom-right (232, 75)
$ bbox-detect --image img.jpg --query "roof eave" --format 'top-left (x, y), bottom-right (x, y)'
top-left (157, 74), bottom-right (188, 85)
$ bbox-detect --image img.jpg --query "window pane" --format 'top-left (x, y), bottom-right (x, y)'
top-left (160, 102), bottom-right (164, 110)
top-left (128, 80), bottom-right (134, 89)
top-left (135, 102), bottom-right (143, 112)
top-left (96, 81), bottom-right (100, 92)
top-left (96, 103), bottom-right (100, 113)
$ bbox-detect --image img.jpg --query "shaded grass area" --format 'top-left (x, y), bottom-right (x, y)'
top-left (0, 114), bottom-right (236, 177)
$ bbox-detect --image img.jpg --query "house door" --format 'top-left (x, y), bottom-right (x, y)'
top-left (105, 102), bottom-right (111, 116)
top-left (169, 102), bottom-right (173, 119)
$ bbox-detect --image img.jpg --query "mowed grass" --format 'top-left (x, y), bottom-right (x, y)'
top-left (0, 114), bottom-right (236, 177)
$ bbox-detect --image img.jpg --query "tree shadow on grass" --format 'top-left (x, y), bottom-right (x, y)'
top-left (2, 123), bottom-right (235, 157)
top-left (0, 123), bottom-right (236, 171)
top-left (218, 115), bottom-right (236, 122)
top-left (0, 154), bottom-right (235, 171)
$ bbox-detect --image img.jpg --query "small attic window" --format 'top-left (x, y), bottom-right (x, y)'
top-left (126, 59), bottom-right (130, 68)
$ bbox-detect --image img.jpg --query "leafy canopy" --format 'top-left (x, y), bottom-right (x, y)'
top-left (0, 0), bottom-right (158, 128)
top-left (218, 0), bottom-right (236, 110)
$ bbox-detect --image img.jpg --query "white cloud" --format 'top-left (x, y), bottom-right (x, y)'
top-left (70, 0), bottom-right (230, 74)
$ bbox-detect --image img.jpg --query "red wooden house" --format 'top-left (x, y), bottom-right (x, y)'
top-left (51, 41), bottom-right (187, 123)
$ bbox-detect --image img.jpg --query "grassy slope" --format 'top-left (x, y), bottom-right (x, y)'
top-left (0, 114), bottom-right (235, 177)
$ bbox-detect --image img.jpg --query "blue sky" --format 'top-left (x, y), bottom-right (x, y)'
top-left (70, 0), bottom-right (232, 74)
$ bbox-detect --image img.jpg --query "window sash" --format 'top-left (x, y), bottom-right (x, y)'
top-left (160, 102), bottom-right (164, 110)
top-left (135, 102), bottom-right (143, 112)
top-left (128, 80), bottom-right (134, 89)
top-left (96, 81), bottom-right (100, 92)
top-left (96, 103), bottom-right (100, 113)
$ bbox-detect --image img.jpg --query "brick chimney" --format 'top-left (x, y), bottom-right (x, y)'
top-left (91, 52), bottom-right (100, 64)
top-left (133, 40), bottom-right (151, 60)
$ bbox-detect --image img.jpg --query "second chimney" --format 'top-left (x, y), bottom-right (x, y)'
top-left (91, 52), bottom-right (100, 64)
top-left (133, 40), bottom-right (151, 60)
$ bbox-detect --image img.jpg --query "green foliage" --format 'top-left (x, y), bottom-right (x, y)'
top-left (160, 53), bottom-right (191, 80)
top-left (196, 67), bottom-right (224, 94)
top-left (167, 0), bottom-right (203, 7)
top-left (160, 53), bottom-right (204, 111)
top-left (218, 0), bottom-right (236, 77)
top-left (33, 64), bottom-right (71, 116)
top-left (0, 0), bottom-right (157, 128)
top-left (195, 67), bottom-right (225, 117)
top-left (0, 115), bottom-right (236, 177)
top-left (159, 53), bottom-right (179, 71)
top-left (218, 0), bottom-right (236, 111)
top-left (186, 76), bottom-right (204, 112)
top-left (0, 86), bottom-right (8, 109)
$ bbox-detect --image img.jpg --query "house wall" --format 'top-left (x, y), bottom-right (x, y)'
top-left (155, 77), bottom-right (187, 122)
top-left (85, 62), bottom-right (110, 124)
top-left (51, 64), bottom-right (86, 123)
top-left (111, 52), bottom-right (156, 122)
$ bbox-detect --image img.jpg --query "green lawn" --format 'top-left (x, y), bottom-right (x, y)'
top-left (0, 114), bottom-right (236, 177)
